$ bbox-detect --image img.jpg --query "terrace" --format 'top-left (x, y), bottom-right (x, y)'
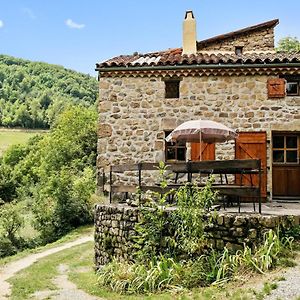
top-left (101, 159), bottom-right (263, 213)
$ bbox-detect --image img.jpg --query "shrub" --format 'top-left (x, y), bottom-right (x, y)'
top-left (0, 202), bottom-right (24, 242)
top-left (0, 236), bottom-right (17, 258)
top-left (98, 256), bottom-right (182, 294)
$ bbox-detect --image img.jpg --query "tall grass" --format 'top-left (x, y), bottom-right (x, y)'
top-left (98, 229), bottom-right (295, 294)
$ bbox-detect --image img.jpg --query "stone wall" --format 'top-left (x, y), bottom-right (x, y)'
top-left (94, 204), bottom-right (300, 269)
top-left (198, 28), bottom-right (275, 53)
top-left (97, 75), bottom-right (300, 196)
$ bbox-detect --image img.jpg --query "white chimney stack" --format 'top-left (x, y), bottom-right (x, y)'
top-left (182, 11), bottom-right (197, 55)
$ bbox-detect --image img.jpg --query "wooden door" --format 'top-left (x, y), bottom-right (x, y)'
top-left (272, 133), bottom-right (300, 198)
top-left (191, 143), bottom-right (215, 161)
top-left (235, 132), bottom-right (267, 198)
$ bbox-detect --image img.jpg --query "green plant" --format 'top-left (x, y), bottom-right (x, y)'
top-left (97, 256), bottom-right (182, 294)
top-left (0, 202), bottom-right (24, 243)
top-left (172, 178), bottom-right (217, 257)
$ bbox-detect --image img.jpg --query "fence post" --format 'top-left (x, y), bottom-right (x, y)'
top-left (138, 163), bottom-right (142, 203)
top-left (109, 165), bottom-right (112, 204)
top-left (187, 161), bottom-right (192, 182)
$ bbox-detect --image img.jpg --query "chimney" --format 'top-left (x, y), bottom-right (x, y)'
top-left (182, 11), bottom-right (197, 55)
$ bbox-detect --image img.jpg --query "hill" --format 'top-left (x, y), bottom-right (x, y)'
top-left (0, 55), bottom-right (98, 128)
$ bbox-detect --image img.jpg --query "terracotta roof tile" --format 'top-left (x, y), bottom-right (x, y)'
top-left (96, 51), bottom-right (300, 69)
top-left (96, 19), bottom-right (298, 70)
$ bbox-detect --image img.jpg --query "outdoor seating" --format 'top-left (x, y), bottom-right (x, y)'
top-left (101, 159), bottom-right (262, 213)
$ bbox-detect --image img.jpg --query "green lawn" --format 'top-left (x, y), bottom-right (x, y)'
top-left (0, 128), bottom-right (47, 156)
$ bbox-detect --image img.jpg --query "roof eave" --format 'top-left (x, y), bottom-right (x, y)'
top-left (96, 62), bottom-right (300, 73)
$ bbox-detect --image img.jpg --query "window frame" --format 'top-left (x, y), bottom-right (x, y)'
top-left (272, 134), bottom-right (299, 165)
top-left (235, 46), bottom-right (244, 55)
top-left (281, 76), bottom-right (300, 96)
top-left (163, 78), bottom-right (181, 99)
top-left (165, 131), bottom-right (186, 162)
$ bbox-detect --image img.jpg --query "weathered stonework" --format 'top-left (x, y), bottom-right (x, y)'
top-left (94, 204), bottom-right (300, 269)
top-left (97, 75), bottom-right (300, 196)
top-left (198, 28), bottom-right (275, 53)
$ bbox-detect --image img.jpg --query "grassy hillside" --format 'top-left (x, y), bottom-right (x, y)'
top-left (0, 54), bottom-right (98, 129)
top-left (0, 128), bottom-right (47, 156)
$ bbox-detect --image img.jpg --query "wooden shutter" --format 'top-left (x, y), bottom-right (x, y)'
top-left (235, 132), bottom-right (267, 198)
top-left (191, 143), bottom-right (215, 161)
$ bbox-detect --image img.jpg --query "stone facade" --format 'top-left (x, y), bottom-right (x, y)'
top-left (94, 204), bottom-right (300, 268)
top-left (198, 28), bottom-right (275, 53)
top-left (97, 75), bottom-right (300, 196)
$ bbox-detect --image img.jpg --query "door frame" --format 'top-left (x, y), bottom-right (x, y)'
top-left (271, 131), bottom-right (300, 199)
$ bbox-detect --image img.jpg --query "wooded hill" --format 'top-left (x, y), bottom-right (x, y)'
top-left (0, 55), bottom-right (98, 128)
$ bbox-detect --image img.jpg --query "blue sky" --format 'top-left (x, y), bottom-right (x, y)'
top-left (1, 0), bottom-right (300, 75)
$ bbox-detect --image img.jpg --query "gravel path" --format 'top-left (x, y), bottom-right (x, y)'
top-left (32, 264), bottom-right (101, 300)
top-left (249, 253), bottom-right (300, 300)
top-left (0, 235), bottom-right (93, 299)
top-left (263, 258), bottom-right (300, 300)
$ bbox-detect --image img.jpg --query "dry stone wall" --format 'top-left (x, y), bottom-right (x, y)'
top-left (97, 74), bottom-right (300, 196)
top-left (94, 204), bottom-right (300, 269)
top-left (198, 28), bottom-right (275, 53)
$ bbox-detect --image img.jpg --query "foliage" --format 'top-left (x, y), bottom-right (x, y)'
top-left (98, 256), bottom-right (182, 294)
top-left (0, 236), bottom-right (17, 258)
top-left (98, 229), bottom-right (295, 294)
top-left (32, 167), bottom-right (95, 241)
top-left (0, 54), bottom-right (98, 128)
top-left (134, 175), bottom-right (217, 262)
top-left (173, 179), bottom-right (218, 257)
top-left (0, 202), bottom-right (24, 242)
top-left (0, 106), bottom-right (97, 245)
top-left (276, 36), bottom-right (300, 52)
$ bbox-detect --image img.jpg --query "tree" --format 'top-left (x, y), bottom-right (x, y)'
top-left (276, 37), bottom-right (300, 52)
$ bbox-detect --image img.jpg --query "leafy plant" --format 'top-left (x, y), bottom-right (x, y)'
top-left (0, 202), bottom-right (24, 243)
top-left (97, 256), bottom-right (182, 294)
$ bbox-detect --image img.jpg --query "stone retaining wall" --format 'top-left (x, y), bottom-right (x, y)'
top-left (94, 204), bottom-right (300, 269)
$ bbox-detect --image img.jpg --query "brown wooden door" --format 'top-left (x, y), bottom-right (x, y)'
top-left (272, 133), bottom-right (300, 198)
top-left (191, 143), bottom-right (215, 161)
top-left (235, 132), bottom-right (267, 198)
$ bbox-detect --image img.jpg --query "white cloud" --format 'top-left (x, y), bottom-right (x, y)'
top-left (23, 7), bottom-right (36, 19)
top-left (0, 20), bottom-right (4, 28)
top-left (65, 19), bottom-right (85, 29)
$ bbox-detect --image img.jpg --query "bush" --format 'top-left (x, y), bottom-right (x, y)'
top-left (0, 202), bottom-right (24, 242)
top-left (0, 236), bottom-right (17, 258)
top-left (32, 167), bottom-right (95, 242)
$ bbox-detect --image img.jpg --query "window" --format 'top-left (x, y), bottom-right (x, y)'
top-left (286, 82), bottom-right (299, 95)
top-left (273, 135), bottom-right (299, 164)
top-left (281, 76), bottom-right (300, 96)
top-left (165, 80), bottom-right (180, 98)
top-left (165, 131), bottom-right (186, 161)
top-left (235, 46), bottom-right (243, 55)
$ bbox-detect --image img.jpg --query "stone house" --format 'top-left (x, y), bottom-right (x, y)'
top-left (96, 11), bottom-right (300, 201)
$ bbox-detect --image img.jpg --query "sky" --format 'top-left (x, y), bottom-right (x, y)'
top-left (1, 0), bottom-right (300, 75)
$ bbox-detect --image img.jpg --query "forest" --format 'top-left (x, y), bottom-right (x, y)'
top-left (0, 54), bottom-right (98, 128)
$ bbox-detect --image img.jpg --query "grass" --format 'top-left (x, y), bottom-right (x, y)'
top-left (0, 224), bottom-right (93, 267)
top-left (7, 240), bottom-right (282, 300)
top-left (0, 128), bottom-right (47, 156)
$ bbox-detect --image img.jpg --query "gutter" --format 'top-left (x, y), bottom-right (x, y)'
top-left (96, 63), bottom-right (300, 73)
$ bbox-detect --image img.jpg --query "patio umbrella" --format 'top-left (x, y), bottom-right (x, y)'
top-left (165, 120), bottom-right (237, 161)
